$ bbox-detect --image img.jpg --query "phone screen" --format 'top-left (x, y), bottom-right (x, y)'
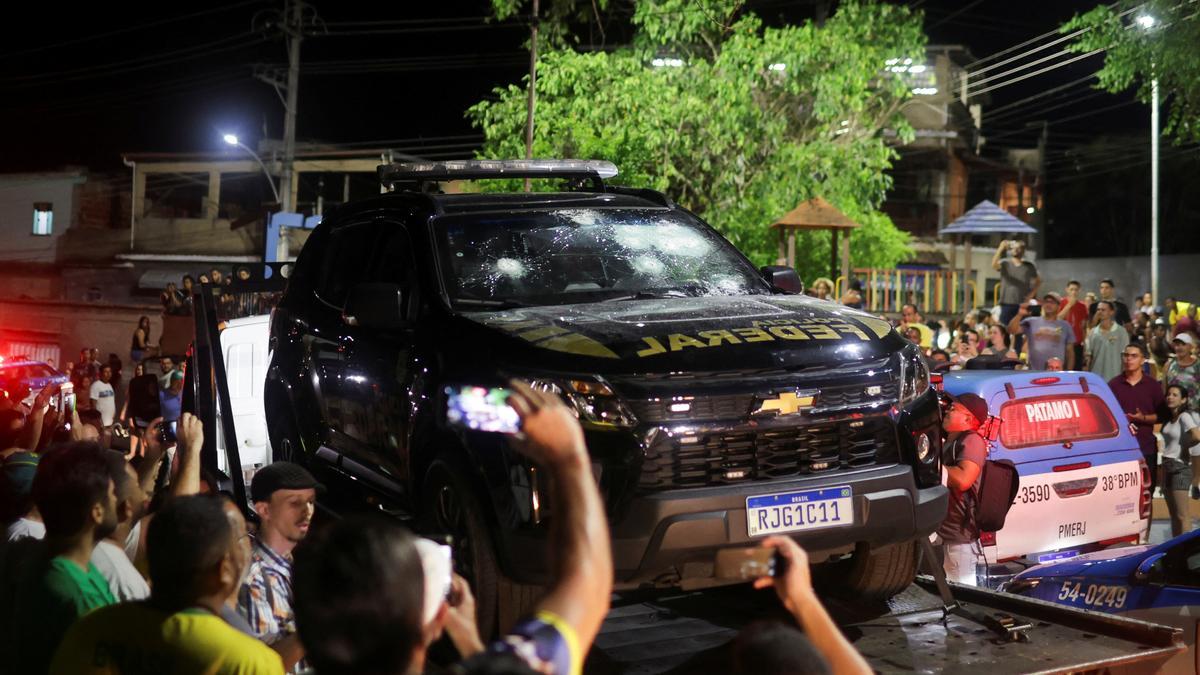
top-left (63, 392), bottom-right (76, 415)
top-left (159, 420), bottom-right (178, 443)
top-left (444, 386), bottom-right (520, 434)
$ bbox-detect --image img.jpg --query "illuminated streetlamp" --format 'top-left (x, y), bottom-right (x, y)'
top-left (222, 133), bottom-right (281, 204)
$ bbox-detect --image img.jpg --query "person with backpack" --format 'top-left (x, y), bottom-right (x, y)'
top-left (937, 393), bottom-right (992, 585)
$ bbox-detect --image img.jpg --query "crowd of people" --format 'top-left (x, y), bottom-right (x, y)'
top-left (0, 378), bottom-right (871, 675)
top-left (808, 242), bottom-right (1200, 549)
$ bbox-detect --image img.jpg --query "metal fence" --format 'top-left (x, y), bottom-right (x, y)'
top-left (838, 269), bottom-right (981, 317)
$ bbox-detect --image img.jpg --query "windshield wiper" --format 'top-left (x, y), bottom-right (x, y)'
top-left (601, 289), bottom-right (692, 302)
top-left (452, 297), bottom-right (529, 309)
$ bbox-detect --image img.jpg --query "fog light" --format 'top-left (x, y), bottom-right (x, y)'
top-left (916, 432), bottom-right (932, 462)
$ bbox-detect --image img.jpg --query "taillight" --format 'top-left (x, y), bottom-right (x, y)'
top-left (1098, 534), bottom-right (1139, 547)
top-left (980, 531), bottom-right (997, 547)
top-left (1139, 458), bottom-right (1151, 520)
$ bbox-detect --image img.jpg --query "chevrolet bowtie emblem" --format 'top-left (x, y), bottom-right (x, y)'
top-left (754, 391), bottom-right (817, 416)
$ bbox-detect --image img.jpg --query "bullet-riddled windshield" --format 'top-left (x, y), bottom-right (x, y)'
top-left (434, 208), bottom-right (769, 308)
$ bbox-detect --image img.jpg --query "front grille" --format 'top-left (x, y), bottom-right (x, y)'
top-left (627, 394), bottom-right (755, 423)
top-left (626, 381), bottom-right (897, 423)
top-left (638, 417), bottom-right (894, 489)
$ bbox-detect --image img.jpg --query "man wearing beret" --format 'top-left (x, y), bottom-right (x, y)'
top-left (237, 462), bottom-right (322, 672)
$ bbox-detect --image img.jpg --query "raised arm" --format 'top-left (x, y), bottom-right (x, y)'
top-left (991, 240), bottom-right (1008, 272)
top-left (507, 380), bottom-right (613, 660)
top-left (169, 413), bottom-right (204, 498)
top-left (753, 536), bottom-right (872, 675)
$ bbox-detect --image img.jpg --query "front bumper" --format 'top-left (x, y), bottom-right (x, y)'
top-left (504, 462), bottom-right (948, 585)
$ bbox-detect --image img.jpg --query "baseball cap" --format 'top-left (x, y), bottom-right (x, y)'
top-left (1173, 333), bottom-right (1196, 346)
top-left (1, 452), bottom-right (39, 499)
top-left (1042, 292), bottom-right (1062, 303)
top-left (953, 393), bottom-right (989, 425)
top-left (249, 461), bottom-right (324, 503)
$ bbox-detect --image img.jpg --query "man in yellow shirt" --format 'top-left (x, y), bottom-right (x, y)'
top-left (900, 304), bottom-right (934, 351)
top-left (1166, 298), bottom-right (1193, 327)
top-left (51, 495), bottom-right (283, 675)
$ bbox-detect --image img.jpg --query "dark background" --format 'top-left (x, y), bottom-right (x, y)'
top-left (2, 0), bottom-right (1194, 257)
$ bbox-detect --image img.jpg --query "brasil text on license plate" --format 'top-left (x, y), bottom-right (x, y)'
top-left (746, 486), bottom-right (854, 537)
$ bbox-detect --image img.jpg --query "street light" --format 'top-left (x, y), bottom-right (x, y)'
top-left (1137, 15), bottom-right (1159, 304)
top-left (222, 133), bottom-right (281, 204)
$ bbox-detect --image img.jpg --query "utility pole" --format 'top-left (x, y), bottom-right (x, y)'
top-left (281, 0), bottom-right (302, 214)
top-left (524, 0), bottom-right (539, 192)
top-left (1151, 74), bottom-right (1160, 305)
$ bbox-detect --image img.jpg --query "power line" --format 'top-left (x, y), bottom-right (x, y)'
top-left (0, 0), bottom-right (267, 59)
top-left (970, 48), bottom-right (1106, 97)
top-left (4, 35), bottom-right (266, 89)
top-left (987, 88), bottom-right (1108, 125)
top-left (986, 99), bottom-right (1142, 141)
top-left (927, 0), bottom-right (987, 30)
top-left (985, 73), bottom-right (1100, 116)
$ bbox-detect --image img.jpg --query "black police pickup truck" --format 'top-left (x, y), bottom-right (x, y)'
top-left (265, 160), bottom-right (947, 629)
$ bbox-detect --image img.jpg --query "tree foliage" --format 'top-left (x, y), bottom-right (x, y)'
top-left (470, 0), bottom-right (920, 276)
top-left (1063, 0), bottom-right (1200, 144)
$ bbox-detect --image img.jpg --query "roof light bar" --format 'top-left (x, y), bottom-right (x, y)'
top-left (377, 159), bottom-right (619, 190)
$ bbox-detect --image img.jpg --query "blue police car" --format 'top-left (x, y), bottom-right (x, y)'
top-left (942, 370), bottom-right (1149, 569)
top-left (1004, 529), bottom-right (1200, 673)
top-left (0, 356), bottom-right (73, 411)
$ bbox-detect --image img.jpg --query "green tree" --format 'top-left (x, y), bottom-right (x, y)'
top-left (469, 0), bottom-right (919, 276)
top-left (1063, 0), bottom-right (1200, 143)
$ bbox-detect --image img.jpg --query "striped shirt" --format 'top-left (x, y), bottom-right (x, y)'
top-left (237, 537), bottom-right (295, 642)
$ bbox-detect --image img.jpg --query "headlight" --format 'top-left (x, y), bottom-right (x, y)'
top-left (527, 377), bottom-right (638, 429)
top-left (915, 432), bottom-right (933, 462)
top-left (898, 347), bottom-right (930, 406)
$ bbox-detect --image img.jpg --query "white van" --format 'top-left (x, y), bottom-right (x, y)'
top-left (214, 315), bottom-right (272, 483)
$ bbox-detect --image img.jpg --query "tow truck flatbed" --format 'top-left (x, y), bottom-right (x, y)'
top-left (189, 274), bottom-right (1186, 675)
top-left (586, 578), bottom-right (1183, 674)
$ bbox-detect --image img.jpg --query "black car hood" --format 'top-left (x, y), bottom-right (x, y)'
top-left (459, 295), bottom-right (905, 373)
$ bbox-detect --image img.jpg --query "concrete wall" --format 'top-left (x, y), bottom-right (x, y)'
top-left (1038, 254), bottom-right (1200, 303)
top-left (0, 297), bottom-right (160, 372)
top-left (0, 172), bottom-right (85, 263)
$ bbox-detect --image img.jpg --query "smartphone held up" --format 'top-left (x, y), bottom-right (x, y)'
top-left (444, 385), bottom-right (520, 434)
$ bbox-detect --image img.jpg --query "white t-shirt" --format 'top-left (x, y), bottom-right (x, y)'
top-left (1162, 411), bottom-right (1200, 461)
top-left (90, 539), bottom-right (150, 602)
top-left (90, 379), bottom-right (116, 426)
top-left (5, 518), bottom-right (45, 542)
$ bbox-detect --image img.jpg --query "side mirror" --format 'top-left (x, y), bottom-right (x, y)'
top-left (1133, 552), bottom-right (1166, 584)
top-left (343, 283), bottom-right (410, 331)
top-left (761, 266), bottom-right (803, 295)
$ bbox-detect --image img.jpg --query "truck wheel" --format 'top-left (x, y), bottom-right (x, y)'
top-left (497, 576), bottom-right (543, 635)
top-left (424, 461), bottom-right (501, 636)
top-left (842, 540), bottom-right (918, 600)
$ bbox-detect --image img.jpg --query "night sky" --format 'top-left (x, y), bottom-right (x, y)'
top-left (1, 0), bottom-right (1135, 166)
top-left (3, 0), bottom-right (1189, 256)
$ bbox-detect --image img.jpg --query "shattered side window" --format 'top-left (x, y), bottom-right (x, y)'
top-left (434, 208), bottom-right (765, 307)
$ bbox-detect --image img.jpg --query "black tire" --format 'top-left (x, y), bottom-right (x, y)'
top-left (842, 539), bottom-right (918, 600)
top-left (423, 461), bottom-right (503, 636)
top-left (497, 576), bottom-right (542, 635)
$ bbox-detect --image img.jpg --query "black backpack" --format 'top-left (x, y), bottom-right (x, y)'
top-left (974, 457), bottom-right (1020, 533)
top-left (949, 430), bottom-right (1020, 535)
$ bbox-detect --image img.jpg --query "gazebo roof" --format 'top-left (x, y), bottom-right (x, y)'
top-left (940, 199), bottom-right (1037, 235)
top-left (771, 197), bottom-right (861, 230)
